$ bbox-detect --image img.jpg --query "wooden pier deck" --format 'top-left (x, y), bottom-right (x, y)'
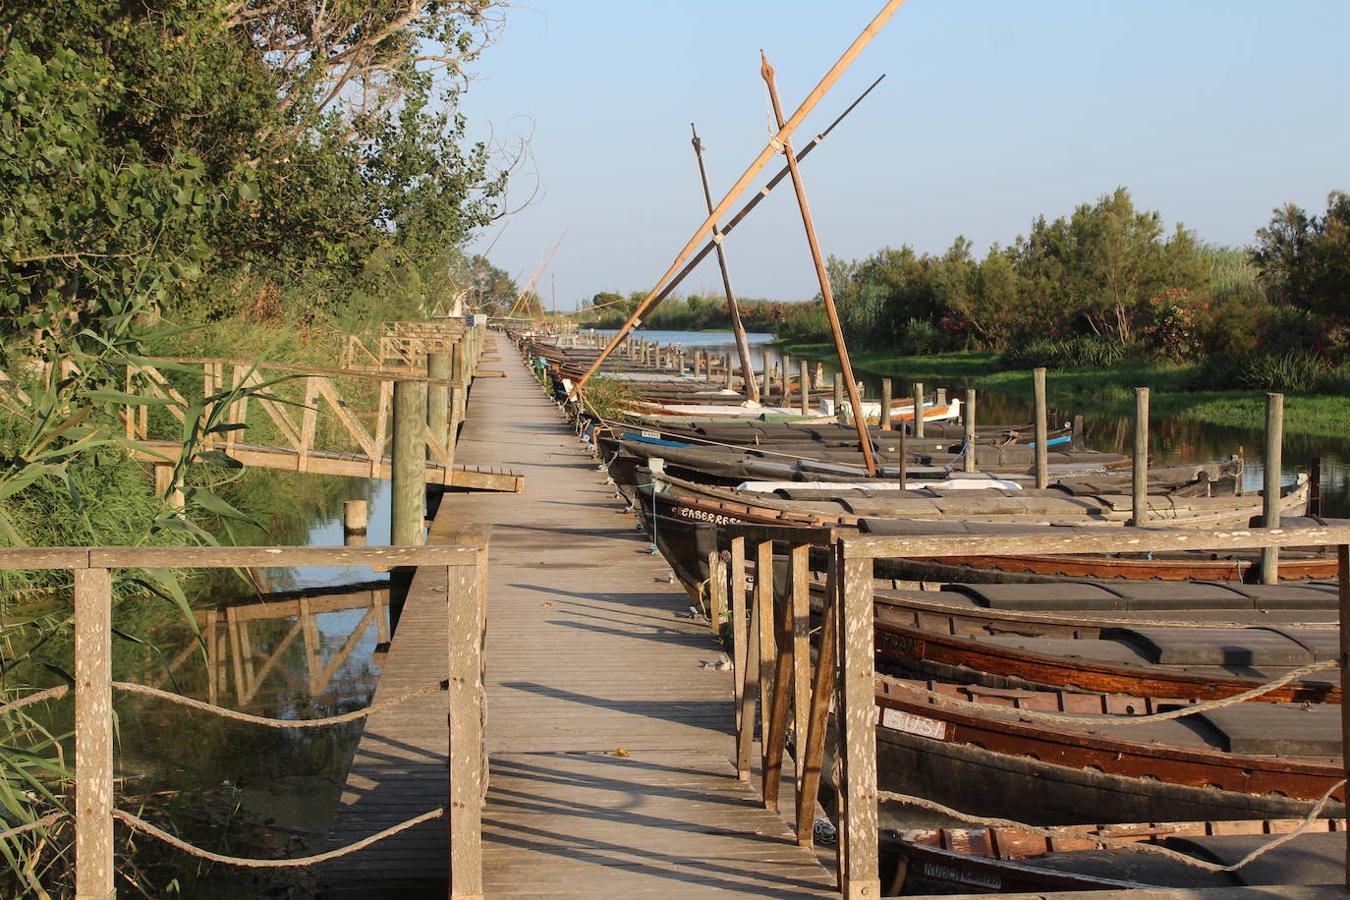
top-left (325, 335), bottom-right (835, 896)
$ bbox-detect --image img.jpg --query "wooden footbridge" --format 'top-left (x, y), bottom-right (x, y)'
top-left (9, 321), bottom-right (1350, 899)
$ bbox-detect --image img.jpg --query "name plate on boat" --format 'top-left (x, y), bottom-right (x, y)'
top-left (640, 429), bottom-right (660, 438)
top-left (879, 706), bottom-right (947, 741)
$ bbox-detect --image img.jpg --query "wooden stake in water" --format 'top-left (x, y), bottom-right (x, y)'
top-left (799, 360), bottom-right (809, 415)
top-left (1132, 387), bottom-right (1150, 527)
top-left (1262, 392), bottom-right (1285, 584)
top-left (963, 388), bottom-right (977, 474)
top-left (1033, 367), bottom-right (1048, 490)
top-left (911, 382), bottom-right (924, 438)
top-left (879, 378), bottom-right (892, 431)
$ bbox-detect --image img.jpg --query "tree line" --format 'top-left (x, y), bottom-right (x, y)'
top-left (773, 187), bottom-right (1349, 391)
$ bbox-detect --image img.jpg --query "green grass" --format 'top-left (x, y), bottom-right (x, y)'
top-left (773, 343), bottom-right (1350, 439)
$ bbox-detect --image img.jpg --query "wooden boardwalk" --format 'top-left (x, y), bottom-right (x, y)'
top-left (325, 335), bottom-right (835, 896)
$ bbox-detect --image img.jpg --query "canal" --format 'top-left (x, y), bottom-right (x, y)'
top-left (597, 328), bottom-right (1350, 518)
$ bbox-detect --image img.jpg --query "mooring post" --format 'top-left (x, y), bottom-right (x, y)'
top-left (723, 353), bottom-right (734, 389)
top-left (879, 378), bottom-right (892, 431)
top-left (344, 499), bottom-right (368, 547)
top-left (898, 426), bottom-right (908, 488)
top-left (833, 379), bottom-right (845, 421)
top-left (761, 349), bottom-right (772, 398)
top-left (1033, 367), bottom-right (1049, 489)
top-left (427, 350), bottom-right (450, 459)
top-left (392, 379), bottom-right (427, 545)
top-left (964, 388), bottom-right (977, 474)
top-left (74, 567), bottom-right (114, 900)
top-left (1132, 387), bottom-right (1150, 527)
top-left (936, 387), bottom-right (947, 407)
top-left (911, 381), bottom-right (925, 439)
top-left (1311, 456), bottom-right (1323, 517)
top-left (799, 360), bottom-right (809, 415)
top-left (1072, 414), bottom-right (1085, 450)
top-left (781, 353), bottom-right (791, 403)
top-left (1262, 392), bottom-right (1285, 584)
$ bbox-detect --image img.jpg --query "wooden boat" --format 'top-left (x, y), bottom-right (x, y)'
top-left (884, 819), bottom-right (1346, 894)
top-left (856, 677), bottom-right (1346, 829)
top-left (873, 616), bottom-right (1341, 704)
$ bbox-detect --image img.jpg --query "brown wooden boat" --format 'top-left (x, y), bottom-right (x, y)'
top-left (858, 676), bottom-right (1346, 830)
top-left (873, 616), bottom-right (1341, 704)
top-left (885, 818), bottom-right (1347, 894)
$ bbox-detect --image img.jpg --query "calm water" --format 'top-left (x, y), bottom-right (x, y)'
top-left (9, 473), bottom-right (398, 892)
top-left (590, 328), bottom-right (1350, 518)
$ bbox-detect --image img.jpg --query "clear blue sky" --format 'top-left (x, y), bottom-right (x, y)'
top-left (458, 1), bottom-right (1349, 310)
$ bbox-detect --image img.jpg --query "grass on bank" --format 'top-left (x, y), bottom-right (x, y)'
top-left (773, 342), bottom-right (1350, 440)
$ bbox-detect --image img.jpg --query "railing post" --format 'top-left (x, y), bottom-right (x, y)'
top-left (1132, 387), bottom-right (1150, 527)
top-left (392, 379), bottom-right (427, 546)
top-left (1033, 367), bottom-right (1048, 489)
top-left (878, 378), bottom-right (891, 431)
top-left (427, 351), bottom-right (451, 457)
top-left (447, 557), bottom-right (484, 898)
top-left (963, 387), bottom-right (977, 474)
top-left (837, 544), bottom-right (879, 899)
top-left (1338, 544), bottom-right (1349, 891)
top-left (75, 567), bottom-right (114, 900)
top-left (1262, 392), bottom-right (1285, 583)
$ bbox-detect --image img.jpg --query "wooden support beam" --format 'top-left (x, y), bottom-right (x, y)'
top-left (448, 559), bottom-right (485, 897)
top-left (732, 542), bottom-right (752, 782)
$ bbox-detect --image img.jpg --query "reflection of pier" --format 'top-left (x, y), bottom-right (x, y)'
top-left (151, 584), bottom-right (392, 708)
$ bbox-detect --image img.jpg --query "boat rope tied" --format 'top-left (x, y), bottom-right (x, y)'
top-left (0, 812), bottom-right (66, 842)
top-left (877, 780), bottom-right (1346, 874)
top-left (879, 657), bottom-right (1339, 726)
top-left (0, 684), bottom-right (70, 718)
top-left (111, 679), bottom-right (448, 728)
top-left (113, 806), bottom-right (444, 867)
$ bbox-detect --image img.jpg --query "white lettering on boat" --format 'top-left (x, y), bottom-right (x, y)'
top-left (880, 707), bottom-right (947, 741)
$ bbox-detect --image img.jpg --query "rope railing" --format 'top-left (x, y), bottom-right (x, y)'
top-left (112, 679), bottom-right (447, 728)
top-left (878, 780), bottom-right (1346, 874)
top-left (114, 807), bottom-right (445, 868)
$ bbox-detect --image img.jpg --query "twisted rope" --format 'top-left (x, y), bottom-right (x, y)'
top-left (114, 807), bottom-right (444, 867)
top-left (879, 779), bottom-right (1345, 873)
top-left (0, 812), bottom-right (66, 842)
top-left (0, 685), bottom-right (70, 718)
top-left (112, 679), bottom-right (447, 728)
top-left (880, 658), bottom-right (1339, 727)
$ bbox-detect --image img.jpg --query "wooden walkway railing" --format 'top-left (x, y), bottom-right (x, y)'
top-left (704, 521), bottom-right (1350, 897)
top-left (0, 542), bottom-right (489, 898)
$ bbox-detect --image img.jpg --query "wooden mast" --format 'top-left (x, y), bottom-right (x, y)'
top-left (567, 0), bottom-right (905, 399)
top-left (691, 123), bottom-right (760, 401)
top-left (761, 51), bottom-right (877, 476)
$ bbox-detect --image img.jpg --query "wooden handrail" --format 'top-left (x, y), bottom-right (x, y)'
top-left (0, 544), bottom-right (480, 570)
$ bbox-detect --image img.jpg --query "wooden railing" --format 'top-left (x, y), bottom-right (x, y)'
top-left (0, 541), bottom-right (489, 898)
top-left (706, 521), bottom-right (1350, 898)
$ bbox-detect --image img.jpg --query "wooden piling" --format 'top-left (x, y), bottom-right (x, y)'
top-left (833, 379), bottom-right (844, 421)
top-left (761, 349), bottom-right (771, 398)
top-left (1132, 387), bottom-right (1150, 527)
top-left (798, 360), bottom-right (809, 415)
top-left (790, 544), bottom-right (810, 784)
top-left (1261, 392), bottom-right (1285, 584)
top-left (936, 387), bottom-right (946, 406)
top-left (963, 388), bottom-right (977, 474)
top-left (781, 353), bottom-right (791, 403)
top-left (447, 558), bottom-right (484, 897)
top-left (911, 382), bottom-right (924, 438)
top-left (344, 499), bottom-right (369, 547)
top-left (74, 567), bottom-right (113, 900)
top-left (1338, 544), bottom-right (1349, 890)
top-left (391, 380), bottom-right (427, 546)
top-left (1033, 367), bottom-right (1048, 490)
top-left (879, 378), bottom-right (892, 431)
top-left (731, 542), bottom-right (750, 781)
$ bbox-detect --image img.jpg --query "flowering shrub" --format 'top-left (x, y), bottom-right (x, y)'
top-left (1139, 288), bottom-right (1207, 362)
